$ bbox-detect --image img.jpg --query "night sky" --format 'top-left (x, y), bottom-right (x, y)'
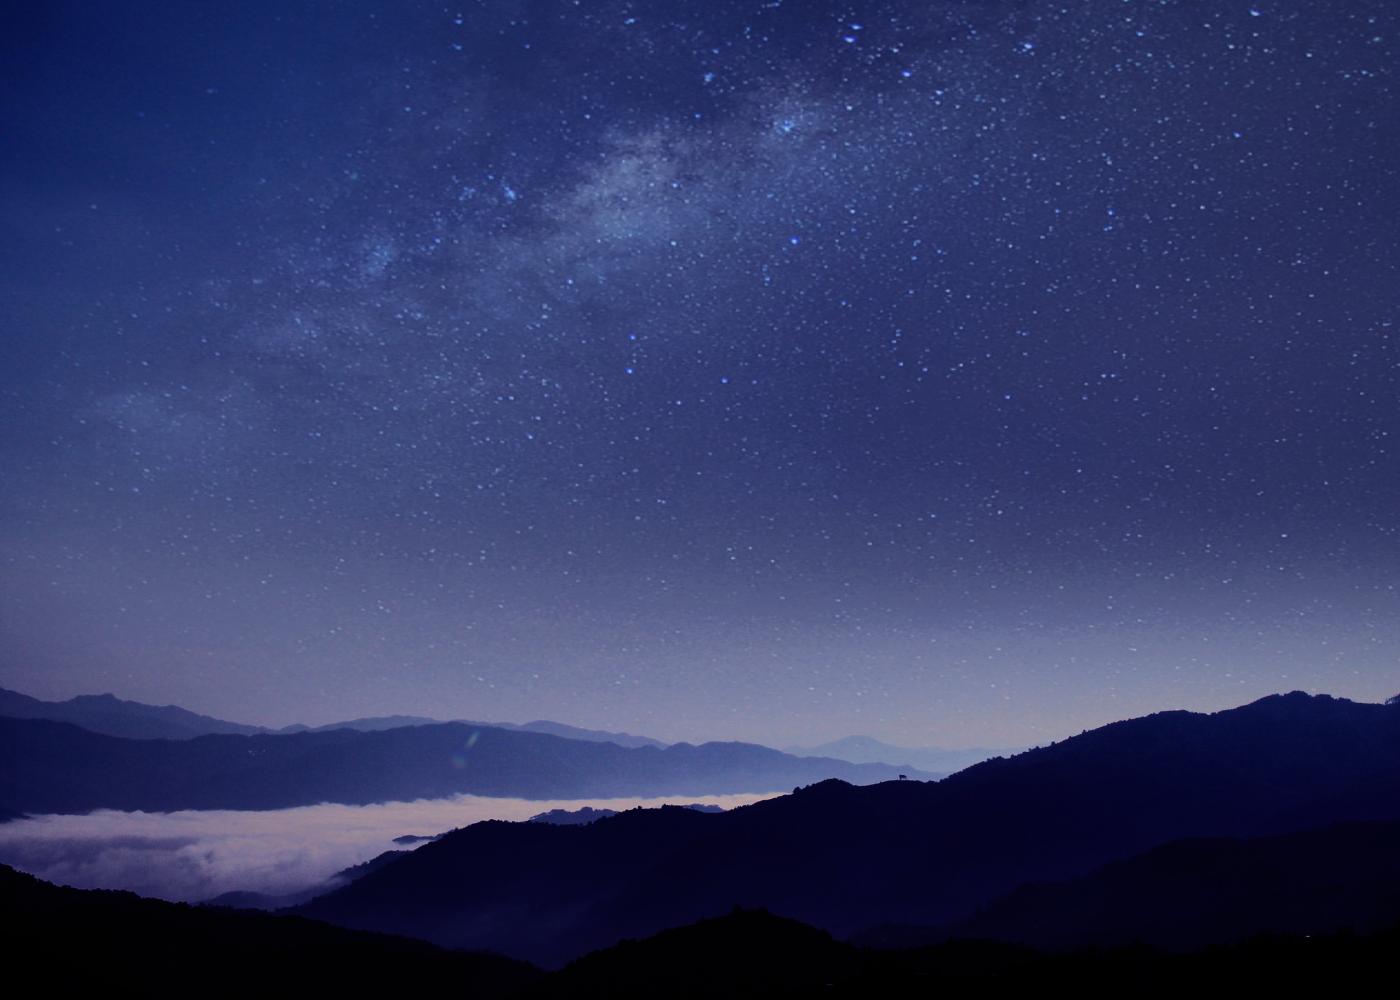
top-left (2, 1), bottom-right (1396, 747)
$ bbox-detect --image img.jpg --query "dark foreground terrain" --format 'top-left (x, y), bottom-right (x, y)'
top-left (0, 864), bottom-right (537, 994)
top-left (7, 865), bottom-right (1396, 998)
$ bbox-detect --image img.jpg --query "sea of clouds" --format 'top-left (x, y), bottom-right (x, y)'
top-left (0, 791), bottom-right (774, 903)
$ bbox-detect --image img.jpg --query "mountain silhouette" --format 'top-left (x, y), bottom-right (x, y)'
top-left (295, 692), bottom-right (1400, 966)
top-left (0, 686), bottom-right (265, 740)
top-left (0, 716), bottom-right (928, 813)
top-left (530, 806), bottom-right (620, 825)
top-left (531, 803), bottom-right (723, 825)
top-left (393, 833), bottom-right (442, 844)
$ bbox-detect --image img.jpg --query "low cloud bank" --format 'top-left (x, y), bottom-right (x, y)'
top-left (0, 791), bottom-right (774, 902)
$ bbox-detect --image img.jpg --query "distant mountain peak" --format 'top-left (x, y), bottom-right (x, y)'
top-left (784, 735), bottom-right (1011, 775)
top-left (1231, 690), bottom-right (1357, 718)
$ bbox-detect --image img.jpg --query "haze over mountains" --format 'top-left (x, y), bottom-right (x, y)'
top-left (0, 715), bottom-right (933, 814)
top-left (784, 736), bottom-right (1017, 774)
top-left (0, 685), bottom-right (963, 815)
top-left (7, 686), bottom-right (1027, 769)
top-left (295, 692), bottom-right (1400, 965)
top-left (283, 715), bottom-right (668, 750)
top-left (0, 686), bottom-right (668, 749)
top-left (2, 685), bottom-right (1044, 805)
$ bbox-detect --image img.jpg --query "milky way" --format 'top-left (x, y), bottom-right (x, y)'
top-left (2, 2), bottom-right (1396, 744)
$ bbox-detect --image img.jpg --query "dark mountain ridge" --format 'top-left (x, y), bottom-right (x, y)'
top-left (296, 692), bottom-right (1400, 965)
top-left (0, 716), bottom-right (930, 813)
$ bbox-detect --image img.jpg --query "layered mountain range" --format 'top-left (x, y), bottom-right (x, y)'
top-left (4, 687), bottom-right (1399, 985)
top-left (0, 686), bottom-right (1002, 770)
top-left (0, 685), bottom-right (666, 748)
top-left (0, 715), bottom-right (933, 813)
top-left (293, 692), bottom-right (1400, 965)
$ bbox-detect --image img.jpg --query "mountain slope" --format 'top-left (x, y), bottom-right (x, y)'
top-left (942, 819), bottom-right (1400, 951)
top-left (296, 693), bottom-right (1400, 965)
top-left (0, 686), bottom-right (264, 740)
top-left (0, 717), bottom-right (929, 813)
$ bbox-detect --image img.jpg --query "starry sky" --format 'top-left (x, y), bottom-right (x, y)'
top-left (2, 1), bottom-right (1396, 747)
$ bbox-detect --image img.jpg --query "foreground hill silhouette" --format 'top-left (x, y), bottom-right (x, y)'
top-left (9, 864), bottom-right (1396, 997)
top-left (0, 717), bottom-right (928, 812)
top-left (0, 864), bottom-right (536, 994)
top-left (540, 909), bottom-right (1399, 997)
top-left (861, 819), bottom-right (1400, 951)
top-left (296, 692), bottom-right (1400, 965)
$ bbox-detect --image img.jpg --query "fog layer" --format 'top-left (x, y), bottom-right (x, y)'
top-left (0, 792), bottom-right (774, 902)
